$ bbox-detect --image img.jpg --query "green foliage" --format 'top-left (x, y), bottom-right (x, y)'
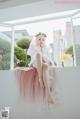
top-left (17, 38), bottom-right (30, 49)
top-left (65, 46), bottom-right (73, 55)
top-left (14, 46), bottom-right (27, 60)
top-left (0, 38), bottom-right (11, 70)
top-left (14, 46), bottom-right (27, 67)
top-left (0, 60), bottom-right (10, 70)
top-left (0, 38), bottom-right (10, 52)
top-left (14, 38), bottom-right (31, 67)
top-left (0, 37), bottom-right (31, 69)
top-left (65, 44), bottom-right (80, 66)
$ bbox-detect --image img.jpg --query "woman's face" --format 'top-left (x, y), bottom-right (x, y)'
top-left (36, 35), bottom-right (46, 48)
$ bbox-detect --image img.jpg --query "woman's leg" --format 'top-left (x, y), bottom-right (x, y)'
top-left (42, 63), bottom-right (53, 104)
top-left (35, 53), bottom-right (44, 88)
top-left (35, 54), bottom-right (53, 103)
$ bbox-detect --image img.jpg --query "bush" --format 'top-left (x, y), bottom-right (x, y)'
top-left (14, 37), bottom-right (31, 67)
top-left (14, 47), bottom-right (27, 60)
top-left (0, 38), bottom-right (11, 70)
top-left (65, 44), bottom-right (80, 66)
top-left (0, 38), bottom-right (10, 52)
top-left (65, 46), bottom-right (73, 55)
top-left (14, 46), bottom-right (28, 67)
top-left (17, 38), bottom-right (31, 49)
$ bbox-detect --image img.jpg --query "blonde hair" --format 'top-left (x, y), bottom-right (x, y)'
top-left (35, 32), bottom-right (47, 38)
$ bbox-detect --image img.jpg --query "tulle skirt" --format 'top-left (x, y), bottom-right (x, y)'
top-left (15, 67), bottom-right (48, 104)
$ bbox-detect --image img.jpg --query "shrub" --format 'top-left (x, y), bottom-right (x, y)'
top-left (14, 46), bottom-right (28, 67)
top-left (14, 37), bottom-right (31, 67)
top-left (65, 44), bottom-right (80, 66)
top-left (65, 46), bottom-right (73, 55)
top-left (0, 38), bottom-right (11, 70)
top-left (17, 38), bottom-right (31, 49)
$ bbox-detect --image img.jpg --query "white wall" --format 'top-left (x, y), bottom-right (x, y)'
top-left (0, 67), bottom-right (80, 119)
top-left (0, 0), bottom-right (80, 22)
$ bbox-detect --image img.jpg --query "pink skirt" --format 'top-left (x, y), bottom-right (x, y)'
top-left (15, 67), bottom-right (47, 104)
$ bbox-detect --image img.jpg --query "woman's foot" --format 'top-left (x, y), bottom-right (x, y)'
top-left (48, 95), bottom-right (54, 104)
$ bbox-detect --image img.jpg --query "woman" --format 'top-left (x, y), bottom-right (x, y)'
top-left (27, 32), bottom-right (54, 104)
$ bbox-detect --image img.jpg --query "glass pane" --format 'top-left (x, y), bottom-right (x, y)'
top-left (14, 26), bottom-right (31, 68)
top-left (0, 26), bottom-right (11, 70)
top-left (13, 18), bottom-right (75, 68)
top-left (72, 14), bottom-right (80, 66)
top-left (53, 19), bottom-right (74, 67)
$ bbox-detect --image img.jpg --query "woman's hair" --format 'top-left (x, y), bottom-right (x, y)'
top-left (35, 32), bottom-right (47, 38)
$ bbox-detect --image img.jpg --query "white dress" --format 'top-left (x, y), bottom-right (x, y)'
top-left (27, 43), bottom-right (54, 90)
top-left (27, 44), bottom-right (54, 67)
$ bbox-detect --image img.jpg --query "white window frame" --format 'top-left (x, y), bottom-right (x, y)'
top-left (0, 9), bottom-right (80, 69)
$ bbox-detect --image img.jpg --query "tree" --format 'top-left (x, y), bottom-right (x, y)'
top-left (65, 44), bottom-right (80, 66)
top-left (65, 46), bottom-right (73, 55)
top-left (14, 38), bottom-right (31, 67)
top-left (17, 38), bottom-right (30, 49)
top-left (0, 38), bottom-right (11, 70)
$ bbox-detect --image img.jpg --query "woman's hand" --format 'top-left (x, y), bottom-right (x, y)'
top-left (39, 78), bottom-right (44, 88)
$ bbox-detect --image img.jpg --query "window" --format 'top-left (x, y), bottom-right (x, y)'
top-left (0, 26), bottom-right (11, 70)
top-left (0, 9), bottom-right (80, 69)
top-left (72, 12), bottom-right (80, 66)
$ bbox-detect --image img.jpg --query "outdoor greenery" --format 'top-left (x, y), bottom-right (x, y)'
top-left (65, 44), bottom-right (80, 66)
top-left (0, 35), bottom-right (80, 69)
top-left (0, 38), bottom-right (11, 70)
top-left (65, 46), bottom-right (73, 55)
top-left (17, 38), bottom-right (30, 49)
top-left (14, 38), bottom-right (31, 67)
